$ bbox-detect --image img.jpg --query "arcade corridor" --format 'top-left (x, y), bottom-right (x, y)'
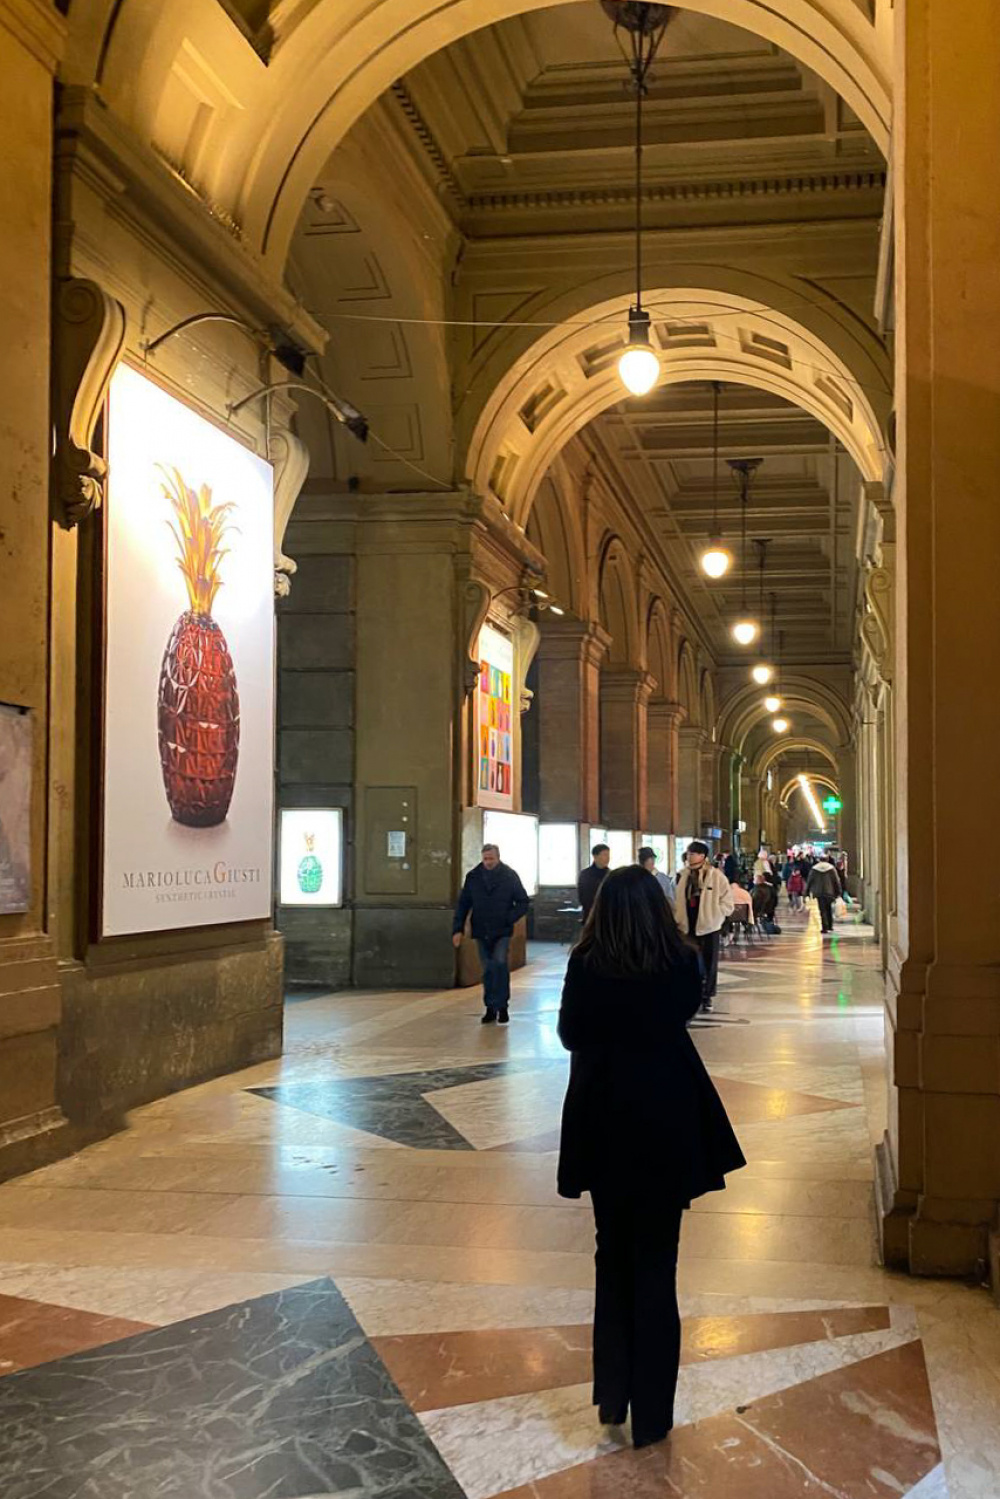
top-left (0, 920), bottom-right (996, 1496)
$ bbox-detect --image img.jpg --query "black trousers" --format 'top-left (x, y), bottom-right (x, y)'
top-left (590, 1190), bottom-right (684, 1440)
top-left (817, 895), bottom-right (835, 932)
top-left (695, 928), bottom-right (721, 999)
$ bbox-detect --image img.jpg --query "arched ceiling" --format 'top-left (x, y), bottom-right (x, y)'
top-left (64, 0), bottom-right (891, 272)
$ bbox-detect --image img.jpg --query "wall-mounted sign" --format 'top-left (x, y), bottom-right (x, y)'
top-left (386, 830), bottom-right (406, 859)
top-left (822, 795), bottom-right (843, 815)
top-left (0, 704), bottom-right (31, 914)
top-left (475, 623), bottom-right (514, 811)
top-left (102, 364), bottom-right (275, 936)
top-left (279, 808), bottom-right (343, 907)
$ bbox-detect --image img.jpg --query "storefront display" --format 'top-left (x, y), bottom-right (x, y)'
top-left (102, 364), bottom-right (275, 936)
top-left (482, 809), bottom-right (539, 895)
top-left (538, 822), bottom-right (578, 886)
top-left (279, 808), bottom-right (343, 907)
top-left (0, 704), bottom-right (31, 914)
top-left (475, 623), bottom-right (514, 810)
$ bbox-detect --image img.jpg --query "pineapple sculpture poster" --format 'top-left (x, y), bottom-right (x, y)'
top-left (102, 365), bottom-right (275, 936)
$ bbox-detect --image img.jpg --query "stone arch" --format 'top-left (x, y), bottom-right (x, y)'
top-left (717, 674), bottom-right (852, 752)
top-left (526, 466), bottom-right (587, 619)
top-left (779, 770), bottom-right (840, 808)
top-left (754, 736), bottom-right (838, 779)
top-left (677, 641), bottom-right (699, 727)
top-left (62, 1), bottom-right (890, 272)
top-left (286, 135), bottom-right (454, 487)
top-left (598, 537), bottom-right (638, 667)
top-left (465, 280), bottom-right (890, 526)
top-left (646, 599), bottom-right (676, 702)
top-left (699, 670), bottom-right (717, 742)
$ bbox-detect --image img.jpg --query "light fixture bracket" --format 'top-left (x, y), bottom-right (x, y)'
top-left (627, 305), bottom-right (653, 347)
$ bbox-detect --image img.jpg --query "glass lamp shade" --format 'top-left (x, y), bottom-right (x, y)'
top-left (764, 694), bottom-right (782, 713)
top-left (700, 542), bottom-right (733, 579)
top-left (772, 716), bottom-right (790, 734)
top-left (731, 618), bottom-right (759, 647)
top-left (618, 343), bottom-right (660, 396)
top-left (751, 662), bottom-right (773, 685)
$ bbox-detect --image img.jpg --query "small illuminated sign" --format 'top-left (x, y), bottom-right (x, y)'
top-left (822, 795), bottom-right (843, 815)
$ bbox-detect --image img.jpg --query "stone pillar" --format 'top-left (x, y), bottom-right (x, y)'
top-left (0, 2), bottom-right (68, 1180)
top-left (677, 726), bottom-right (705, 838)
top-left (700, 741), bottom-right (724, 830)
top-left (717, 748), bottom-right (736, 850)
top-left (877, 0), bottom-right (1000, 1277)
top-left (646, 700), bottom-right (684, 833)
top-left (536, 620), bottom-right (610, 823)
top-left (600, 668), bottom-right (655, 830)
top-left (836, 741), bottom-right (860, 891)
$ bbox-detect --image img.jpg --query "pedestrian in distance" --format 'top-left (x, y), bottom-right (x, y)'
top-left (557, 865), bottom-right (745, 1450)
top-left (674, 840), bottom-right (734, 1011)
top-left (452, 843), bottom-right (530, 1023)
top-left (638, 846), bottom-right (676, 904)
top-left (806, 855), bottom-right (842, 935)
top-left (577, 843), bottom-right (611, 924)
top-left (787, 866), bottom-right (806, 911)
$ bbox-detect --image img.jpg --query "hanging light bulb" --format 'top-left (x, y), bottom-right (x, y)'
top-left (772, 716), bottom-right (790, 734)
top-left (726, 458), bottom-right (762, 648)
top-left (699, 382), bottom-right (733, 579)
top-left (764, 693), bottom-right (782, 713)
top-left (611, 4), bottom-right (674, 399)
top-left (751, 662), bottom-right (773, 685)
top-left (619, 308), bottom-right (660, 395)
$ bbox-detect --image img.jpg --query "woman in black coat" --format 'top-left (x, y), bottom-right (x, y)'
top-left (557, 864), bottom-right (745, 1450)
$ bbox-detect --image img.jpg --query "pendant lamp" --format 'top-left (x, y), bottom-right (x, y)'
top-left (699, 382), bottom-right (733, 578)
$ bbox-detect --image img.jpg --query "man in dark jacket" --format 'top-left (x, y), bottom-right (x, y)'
top-left (452, 843), bottom-right (530, 1023)
top-left (577, 843), bottom-right (611, 923)
top-left (806, 857), bottom-right (842, 934)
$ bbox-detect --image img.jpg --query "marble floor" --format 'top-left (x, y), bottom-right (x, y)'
top-left (1, 909), bottom-right (999, 1497)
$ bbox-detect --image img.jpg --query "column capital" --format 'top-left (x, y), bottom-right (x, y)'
top-left (647, 698), bottom-right (686, 728)
top-left (537, 617), bottom-right (612, 669)
top-left (679, 723), bottom-right (708, 747)
top-left (600, 667), bottom-right (656, 706)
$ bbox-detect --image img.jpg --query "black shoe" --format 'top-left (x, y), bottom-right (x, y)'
top-left (633, 1425), bottom-right (672, 1450)
top-left (497, 1008), bottom-right (509, 1024)
top-left (481, 1010), bottom-right (496, 1024)
top-left (598, 1403), bottom-right (628, 1426)
top-left (700, 998), bottom-right (714, 1013)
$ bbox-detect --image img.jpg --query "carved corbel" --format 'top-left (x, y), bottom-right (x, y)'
top-left (461, 580), bottom-right (491, 697)
top-left (513, 614), bottom-right (541, 714)
top-left (52, 278), bottom-right (126, 529)
top-left (270, 429), bottom-right (310, 597)
top-left (861, 564), bottom-right (894, 684)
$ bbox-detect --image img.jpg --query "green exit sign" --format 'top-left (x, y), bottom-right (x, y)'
top-left (822, 795), bottom-right (843, 814)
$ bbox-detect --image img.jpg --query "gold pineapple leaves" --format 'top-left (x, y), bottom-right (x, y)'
top-left (159, 466), bottom-right (238, 616)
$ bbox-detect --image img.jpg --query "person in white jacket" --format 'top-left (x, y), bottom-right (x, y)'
top-left (675, 841), bottom-right (735, 1011)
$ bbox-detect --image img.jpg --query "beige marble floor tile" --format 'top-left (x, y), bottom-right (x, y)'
top-left (0, 1263), bottom-right (312, 1324)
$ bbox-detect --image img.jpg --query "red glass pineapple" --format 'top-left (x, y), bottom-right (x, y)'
top-left (157, 467), bottom-right (240, 827)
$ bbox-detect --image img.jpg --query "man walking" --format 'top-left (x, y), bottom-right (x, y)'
top-left (675, 839), bottom-right (734, 1012)
top-left (577, 843), bottom-right (611, 923)
top-left (806, 855), bottom-right (842, 935)
top-left (453, 843), bottom-right (530, 1024)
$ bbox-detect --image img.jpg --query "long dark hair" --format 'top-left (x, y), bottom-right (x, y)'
top-left (576, 864), bottom-right (696, 976)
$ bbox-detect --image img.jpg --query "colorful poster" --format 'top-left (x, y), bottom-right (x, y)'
top-left (278, 808), bottom-right (343, 907)
top-left (475, 623), bottom-right (515, 810)
top-left (0, 705), bottom-right (31, 914)
top-left (102, 364), bottom-right (275, 936)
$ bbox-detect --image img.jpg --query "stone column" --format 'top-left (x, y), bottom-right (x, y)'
top-left (646, 700), bottom-right (684, 834)
top-left (536, 620), bottom-right (610, 823)
top-left (717, 748), bottom-right (736, 850)
top-left (877, 0), bottom-right (1000, 1277)
top-left (836, 741), bottom-right (860, 890)
top-left (0, 2), bottom-right (67, 1180)
top-left (677, 726), bottom-right (705, 837)
top-left (600, 668), bottom-right (655, 830)
top-left (700, 741), bottom-right (724, 830)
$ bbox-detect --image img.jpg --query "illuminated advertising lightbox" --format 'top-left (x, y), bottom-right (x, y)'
top-left (482, 810), bottom-right (539, 896)
top-left (475, 623), bottom-right (515, 811)
top-left (279, 809), bottom-right (343, 907)
top-left (538, 823), bottom-right (578, 886)
top-left (102, 365), bottom-right (275, 936)
top-left (607, 829), bottom-right (636, 868)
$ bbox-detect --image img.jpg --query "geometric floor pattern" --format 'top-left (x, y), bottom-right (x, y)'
top-left (0, 905), bottom-right (995, 1496)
